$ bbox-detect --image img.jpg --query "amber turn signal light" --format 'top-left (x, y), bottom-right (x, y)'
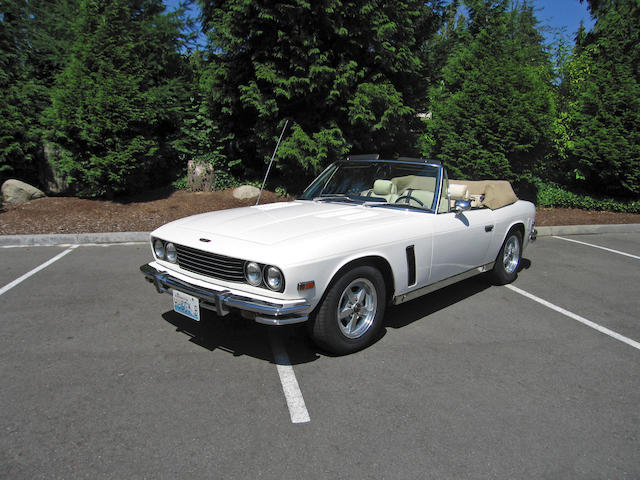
top-left (297, 281), bottom-right (315, 291)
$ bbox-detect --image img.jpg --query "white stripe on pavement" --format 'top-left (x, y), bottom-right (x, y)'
top-left (505, 284), bottom-right (640, 351)
top-left (0, 245), bottom-right (78, 296)
top-left (269, 332), bottom-right (311, 424)
top-left (553, 236), bottom-right (640, 260)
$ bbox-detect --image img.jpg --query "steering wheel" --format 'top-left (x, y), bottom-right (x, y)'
top-left (394, 195), bottom-right (424, 207)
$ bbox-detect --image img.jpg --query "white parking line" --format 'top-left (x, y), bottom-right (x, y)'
top-left (506, 284), bottom-right (640, 351)
top-left (269, 332), bottom-right (311, 424)
top-left (0, 245), bottom-right (78, 296)
top-left (553, 236), bottom-right (640, 260)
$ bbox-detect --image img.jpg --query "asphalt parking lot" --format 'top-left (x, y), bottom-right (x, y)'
top-left (1, 233), bottom-right (639, 479)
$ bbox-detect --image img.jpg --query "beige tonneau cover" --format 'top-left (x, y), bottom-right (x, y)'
top-left (449, 179), bottom-right (518, 210)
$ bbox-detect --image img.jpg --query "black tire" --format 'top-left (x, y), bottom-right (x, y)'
top-left (490, 229), bottom-right (522, 285)
top-left (309, 265), bottom-right (386, 355)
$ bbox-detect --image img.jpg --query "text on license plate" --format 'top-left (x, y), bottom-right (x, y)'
top-left (173, 290), bottom-right (200, 321)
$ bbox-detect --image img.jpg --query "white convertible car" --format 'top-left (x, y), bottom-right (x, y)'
top-left (141, 155), bottom-right (536, 354)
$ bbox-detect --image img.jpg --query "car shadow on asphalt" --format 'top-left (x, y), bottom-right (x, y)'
top-left (161, 258), bottom-right (532, 362)
top-left (383, 258), bottom-right (532, 330)
top-left (383, 276), bottom-right (492, 330)
top-left (162, 310), bottom-right (320, 364)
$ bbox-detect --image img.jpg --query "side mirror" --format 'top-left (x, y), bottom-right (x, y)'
top-left (454, 200), bottom-right (471, 216)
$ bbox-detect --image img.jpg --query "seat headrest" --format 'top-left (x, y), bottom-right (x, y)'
top-left (449, 183), bottom-right (469, 201)
top-left (373, 179), bottom-right (395, 195)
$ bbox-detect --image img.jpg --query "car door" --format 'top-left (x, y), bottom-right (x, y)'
top-left (428, 208), bottom-right (495, 285)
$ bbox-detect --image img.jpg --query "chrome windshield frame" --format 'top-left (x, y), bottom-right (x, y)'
top-left (299, 158), bottom-right (444, 212)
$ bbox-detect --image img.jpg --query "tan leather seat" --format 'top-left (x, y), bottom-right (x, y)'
top-left (361, 179), bottom-right (398, 202)
top-left (391, 175), bottom-right (437, 209)
top-left (392, 175), bottom-right (436, 193)
top-left (372, 179), bottom-right (398, 202)
top-left (448, 183), bottom-right (470, 208)
top-left (398, 188), bottom-right (434, 209)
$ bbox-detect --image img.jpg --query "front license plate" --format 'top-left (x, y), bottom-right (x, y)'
top-left (173, 290), bottom-right (200, 322)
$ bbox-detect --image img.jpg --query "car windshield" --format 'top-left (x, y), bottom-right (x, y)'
top-left (298, 160), bottom-right (442, 212)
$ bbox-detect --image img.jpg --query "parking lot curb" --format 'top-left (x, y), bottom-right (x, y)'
top-left (0, 232), bottom-right (149, 246)
top-left (536, 224), bottom-right (640, 237)
top-left (1, 224), bottom-right (639, 247)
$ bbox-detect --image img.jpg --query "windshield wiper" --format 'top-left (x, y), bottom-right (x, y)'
top-left (363, 201), bottom-right (433, 212)
top-left (313, 195), bottom-right (361, 204)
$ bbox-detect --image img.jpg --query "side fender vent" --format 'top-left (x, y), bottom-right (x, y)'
top-left (406, 245), bottom-right (416, 287)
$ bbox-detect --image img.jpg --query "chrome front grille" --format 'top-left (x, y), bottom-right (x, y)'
top-left (174, 244), bottom-right (245, 282)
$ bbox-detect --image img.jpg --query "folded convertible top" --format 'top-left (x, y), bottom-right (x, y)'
top-left (449, 180), bottom-right (518, 210)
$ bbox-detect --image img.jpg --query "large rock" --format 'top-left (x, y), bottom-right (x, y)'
top-left (233, 185), bottom-right (261, 200)
top-left (1, 179), bottom-right (46, 206)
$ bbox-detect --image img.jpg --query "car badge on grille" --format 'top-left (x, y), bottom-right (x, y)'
top-left (199, 238), bottom-right (211, 243)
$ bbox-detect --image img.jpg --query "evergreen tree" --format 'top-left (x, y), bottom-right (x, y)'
top-left (0, 0), bottom-right (30, 181)
top-left (559, 0), bottom-right (640, 198)
top-left (0, 0), bottom-right (77, 185)
top-left (198, 0), bottom-right (445, 185)
top-left (45, 0), bottom-right (191, 197)
top-left (424, 0), bottom-right (555, 182)
top-left (171, 51), bottom-right (233, 188)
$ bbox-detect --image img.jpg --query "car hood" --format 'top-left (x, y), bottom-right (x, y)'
top-left (154, 200), bottom-right (413, 247)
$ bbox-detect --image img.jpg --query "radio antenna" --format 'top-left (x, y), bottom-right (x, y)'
top-left (256, 119), bottom-right (289, 206)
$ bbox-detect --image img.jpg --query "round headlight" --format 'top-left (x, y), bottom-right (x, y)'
top-left (264, 266), bottom-right (283, 291)
top-left (245, 262), bottom-right (262, 286)
top-left (166, 243), bottom-right (177, 263)
top-left (153, 239), bottom-right (165, 260)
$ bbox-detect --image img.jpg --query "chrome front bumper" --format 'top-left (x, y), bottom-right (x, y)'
top-left (140, 264), bottom-right (310, 325)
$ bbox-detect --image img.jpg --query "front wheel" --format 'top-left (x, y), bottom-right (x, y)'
top-left (490, 229), bottom-right (522, 285)
top-left (310, 265), bottom-right (386, 355)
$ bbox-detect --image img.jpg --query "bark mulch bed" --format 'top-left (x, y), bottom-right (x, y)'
top-left (1, 189), bottom-right (638, 235)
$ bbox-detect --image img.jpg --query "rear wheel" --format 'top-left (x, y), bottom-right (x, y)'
top-left (490, 229), bottom-right (522, 285)
top-left (310, 265), bottom-right (386, 355)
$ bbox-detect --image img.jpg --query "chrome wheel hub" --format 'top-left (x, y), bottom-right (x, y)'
top-left (337, 278), bottom-right (377, 339)
top-left (503, 235), bottom-right (520, 274)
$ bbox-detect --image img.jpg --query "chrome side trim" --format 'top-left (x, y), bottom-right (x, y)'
top-left (392, 262), bottom-right (495, 305)
top-left (140, 264), bottom-right (310, 325)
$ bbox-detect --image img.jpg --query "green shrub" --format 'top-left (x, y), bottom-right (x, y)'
top-left (275, 186), bottom-right (288, 198)
top-left (172, 176), bottom-right (189, 191)
top-left (536, 181), bottom-right (640, 213)
top-left (171, 169), bottom-right (241, 192)
top-left (213, 171), bottom-right (241, 190)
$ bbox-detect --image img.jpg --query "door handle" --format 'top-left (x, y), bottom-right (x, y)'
top-left (485, 225), bottom-right (494, 232)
